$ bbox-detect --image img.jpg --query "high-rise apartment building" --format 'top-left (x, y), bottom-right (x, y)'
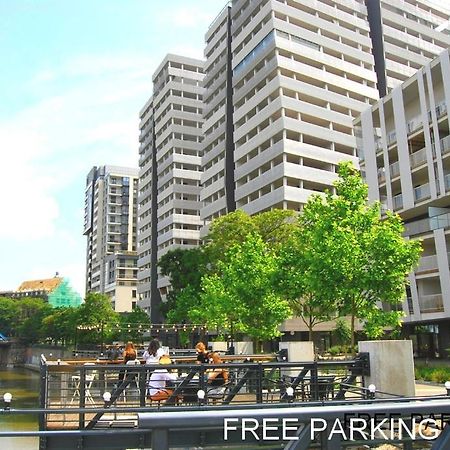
top-left (137, 55), bottom-right (204, 320)
top-left (84, 165), bottom-right (139, 312)
top-left (200, 0), bottom-right (450, 230)
top-left (355, 49), bottom-right (450, 357)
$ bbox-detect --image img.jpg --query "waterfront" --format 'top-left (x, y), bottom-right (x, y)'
top-left (0, 367), bottom-right (39, 450)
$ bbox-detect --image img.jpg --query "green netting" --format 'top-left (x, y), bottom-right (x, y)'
top-left (48, 279), bottom-right (82, 308)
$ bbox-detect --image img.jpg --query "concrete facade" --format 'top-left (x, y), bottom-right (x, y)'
top-left (356, 49), bottom-right (450, 356)
top-left (359, 340), bottom-right (416, 397)
top-left (84, 165), bottom-right (139, 312)
top-left (137, 55), bottom-right (204, 320)
top-left (200, 0), bottom-right (450, 233)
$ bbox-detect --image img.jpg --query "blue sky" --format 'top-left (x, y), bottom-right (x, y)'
top-left (0, 0), bottom-right (226, 296)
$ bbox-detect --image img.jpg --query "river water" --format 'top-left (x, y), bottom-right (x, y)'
top-left (0, 367), bottom-right (39, 450)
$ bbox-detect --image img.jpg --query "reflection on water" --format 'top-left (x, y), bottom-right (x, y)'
top-left (0, 367), bottom-right (39, 449)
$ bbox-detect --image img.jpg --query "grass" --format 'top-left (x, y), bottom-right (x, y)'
top-left (415, 364), bottom-right (450, 383)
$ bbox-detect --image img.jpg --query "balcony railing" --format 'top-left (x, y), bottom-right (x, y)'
top-left (415, 254), bottom-right (438, 273)
top-left (393, 193), bottom-right (403, 210)
top-left (390, 161), bottom-right (400, 178)
top-left (387, 131), bottom-right (397, 146)
top-left (377, 167), bottom-right (385, 183)
top-left (410, 147), bottom-right (427, 169)
top-left (436, 101), bottom-right (447, 118)
top-left (419, 294), bottom-right (444, 313)
top-left (441, 135), bottom-right (450, 155)
top-left (414, 183), bottom-right (430, 202)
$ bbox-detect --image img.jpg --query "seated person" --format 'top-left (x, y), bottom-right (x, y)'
top-left (147, 355), bottom-right (177, 402)
top-left (195, 342), bottom-right (210, 364)
top-left (207, 352), bottom-right (229, 387)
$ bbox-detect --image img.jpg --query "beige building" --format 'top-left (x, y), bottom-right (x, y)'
top-left (356, 49), bottom-right (450, 357)
top-left (137, 55), bottom-right (204, 320)
top-left (84, 165), bottom-right (139, 312)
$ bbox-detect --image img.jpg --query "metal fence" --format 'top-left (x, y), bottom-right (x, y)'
top-left (39, 353), bottom-right (370, 430)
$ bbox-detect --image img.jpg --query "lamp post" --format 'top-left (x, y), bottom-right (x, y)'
top-left (445, 381), bottom-right (450, 396)
top-left (286, 386), bottom-right (294, 403)
top-left (368, 384), bottom-right (376, 400)
top-left (197, 389), bottom-right (206, 407)
top-left (3, 392), bottom-right (12, 410)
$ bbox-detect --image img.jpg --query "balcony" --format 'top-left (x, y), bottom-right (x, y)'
top-left (415, 254), bottom-right (438, 274)
top-left (377, 167), bottom-right (385, 183)
top-left (441, 135), bottom-right (450, 155)
top-left (419, 294), bottom-right (444, 313)
top-left (414, 183), bottom-right (431, 202)
top-left (409, 147), bottom-right (427, 169)
top-left (393, 193), bottom-right (403, 210)
top-left (436, 102), bottom-right (447, 119)
top-left (389, 161), bottom-right (400, 178)
top-left (387, 131), bottom-right (397, 146)
top-left (407, 117), bottom-right (422, 135)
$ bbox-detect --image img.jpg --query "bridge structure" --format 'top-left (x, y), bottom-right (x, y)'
top-left (0, 352), bottom-right (449, 449)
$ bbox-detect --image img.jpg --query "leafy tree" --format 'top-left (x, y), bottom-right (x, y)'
top-left (76, 293), bottom-right (119, 346)
top-left (158, 247), bottom-right (210, 322)
top-left (161, 209), bottom-right (297, 323)
top-left (115, 306), bottom-right (150, 343)
top-left (205, 209), bottom-right (296, 261)
top-left (299, 162), bottom-right (421, 346)
top-left (16, 298), bottom-right (53, 344)
top-left (0, 297), bottom-right (19, 337)
top-left (42, 307), bottom-right (78, 345)
top-left (276, 233), bottom-right (339, 341)
top-left (191, 234), bottom-right (292, 350)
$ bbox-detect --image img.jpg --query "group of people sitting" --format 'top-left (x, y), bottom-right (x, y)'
top-left (145, 340), bottom-right (229, 402)
top-left (116, 340), bottom-right (229, 403)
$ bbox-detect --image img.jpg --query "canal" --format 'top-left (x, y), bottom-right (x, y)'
top-left (0, 367), bottom-right (39, 449)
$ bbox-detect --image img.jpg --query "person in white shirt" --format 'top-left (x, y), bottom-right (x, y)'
top-left (147, 355), bottom-right (177, 401)
top-left (143, 339), bottom-right (165, 365)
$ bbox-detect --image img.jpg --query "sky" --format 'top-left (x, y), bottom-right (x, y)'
top-left (0, 0), bottom-right (226, 296)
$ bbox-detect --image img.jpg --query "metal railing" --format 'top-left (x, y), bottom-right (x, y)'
top-left (38, 354), bottom-right (370, 431)
top-left (138, 397), bottom-right (450, 450)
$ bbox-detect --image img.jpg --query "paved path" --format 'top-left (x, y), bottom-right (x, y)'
top-left (415, 382), bottom-right (447, 396)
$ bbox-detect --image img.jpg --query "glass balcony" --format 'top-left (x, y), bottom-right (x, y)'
top-left (377, 167), bottom-right (386, 183)
top-left (393, 193), bottom-right (403, 210)
top-left (414, 183), bottom-right (430, 202)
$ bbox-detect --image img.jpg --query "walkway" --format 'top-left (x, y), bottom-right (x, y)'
top-left (415, 382), bottom-right (446, 396)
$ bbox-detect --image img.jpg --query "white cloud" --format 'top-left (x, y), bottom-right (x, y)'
top-left (0, 52), bottom-right (153, 241)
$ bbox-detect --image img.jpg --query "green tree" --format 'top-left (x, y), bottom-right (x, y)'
top-left (191, 234), bottom-right (292, 350)
top-left (299, 162), bottom-right (421, 346)
top-left (276, 233), bottom-right (339, 341)
top-left (42, 307), bottom-right (78, 345)
top-left (116, 306), bottom-right (150, 343)
top-left (161, 209), bottom-right (297, 324)
top-left (16, 298), bottom-right (53, 344)
top-left (158, 247), bottom-right (210, 322)
top-left (76, 293), bottom-right (119, 347)
top-left (0, 297), bottom-right (19, 337)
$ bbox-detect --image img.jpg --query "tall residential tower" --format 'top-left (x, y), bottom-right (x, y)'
top-left (137, 55), bottom-right (204, 320)
top-left (84, 165), bottom-right (139, 312)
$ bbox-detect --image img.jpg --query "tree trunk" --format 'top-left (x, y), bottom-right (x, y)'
top-left (350, 313), bottom-right (355, 354)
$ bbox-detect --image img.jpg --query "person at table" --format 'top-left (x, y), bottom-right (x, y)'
top-left (123, 341), bottom-right (137, 362)
top-left (118, 341), bottom-right (137, 382)
top-left (207, 352), bottom-right (229, 386)
top-left (147, 355), bottom-right (177, 401)
top-left (195, 342), bottom-right (210, 364)
top-left (143, 339), bottom-right (164, 365)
